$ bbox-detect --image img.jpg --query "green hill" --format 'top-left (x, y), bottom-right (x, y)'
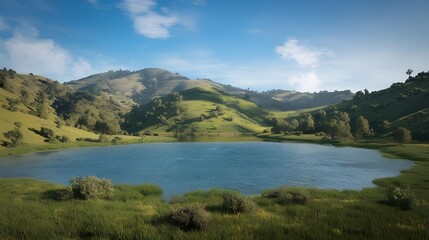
top-left (0, 69), bottom-right (99, 147)
top-left (334, 72), bottom-right (429, 140)
top-left (67, 68), bottom-right (352, 111)
top-left (272, 71), bottom-right (429, 141)
top-left (123, 87), bottom-right (269, 135)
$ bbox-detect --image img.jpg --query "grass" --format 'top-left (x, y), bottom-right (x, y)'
top-left (0, 134), bottom-right (428, 239)
top-left (0, 135), bottom-right (176, 157)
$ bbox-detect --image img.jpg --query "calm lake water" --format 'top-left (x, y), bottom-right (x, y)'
top-left (0, 142), bottom-right (412, 198)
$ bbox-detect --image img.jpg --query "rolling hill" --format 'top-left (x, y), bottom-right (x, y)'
top-left (66, 68), bottom-right (353, 111)
top-left (334, 72), bottom-right (429, 140)
top-left (276, 71), bottom-right (429, 141)
top-left (0, 69), bottom-right (99, 147)
top-left (122, 87), bottom-right (269, 135)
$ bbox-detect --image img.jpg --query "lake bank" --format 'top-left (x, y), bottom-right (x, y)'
top-left (0, 141), bottom-right (412, 198)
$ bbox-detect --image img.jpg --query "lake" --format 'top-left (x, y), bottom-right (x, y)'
top-left (0, 142), bottom-right (412, 198)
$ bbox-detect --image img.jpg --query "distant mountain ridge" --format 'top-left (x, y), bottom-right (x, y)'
top-left (66, 68), bottom-right (354, 111)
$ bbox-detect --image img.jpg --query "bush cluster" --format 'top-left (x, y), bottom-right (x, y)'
top-left (222, 193), bottom-right (255, 214)
top-left (387, 183), bottom-right (417, 210)
top-left (170, 204), bottom-right (210, 231)
top-left (67, 176), bottom-right (114, 200)
top-left (262, 188), bottom-right (309, 205)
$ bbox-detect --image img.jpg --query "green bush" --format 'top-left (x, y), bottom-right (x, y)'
top-left (222, 193), bottom-right (255, 214)
top-left (3, 128), bottom-right (23, 147)
top-left (68, 176), bottom-right (114, 200)
top-left (98, 134), bottom-right (110, 143)
top-left (263, 188), bottom-right (309, 205)
top-left (170, 204), bottom-right (210, 231)
top-left (393, 127), bottom-right (412, 144)
top-left (387, 183), bottom-right (417, 210)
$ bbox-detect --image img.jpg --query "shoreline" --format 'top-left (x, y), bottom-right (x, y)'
top-left (0, 133), bottom-right (426, 194)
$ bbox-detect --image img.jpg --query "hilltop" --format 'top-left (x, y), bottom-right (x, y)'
top-left (66, 68), bottom-right (353, 111)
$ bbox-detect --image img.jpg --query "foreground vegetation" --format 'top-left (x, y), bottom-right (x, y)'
top-left (0, 137), bottom-right (428, 239)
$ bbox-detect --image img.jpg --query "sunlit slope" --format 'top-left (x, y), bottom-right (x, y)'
top-left (123, 87), bottom-right (269, 134)
top-left (0, 73), bottom-right (101, 147)
top-left (334, 72), bottom-right (429, 140)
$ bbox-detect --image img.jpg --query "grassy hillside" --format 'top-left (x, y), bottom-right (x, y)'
top-left (0, 69), bottom-right (129, 151)
top-left (267, 71), bottom-right (429, 141)
top-left (123, 87), bottom-right (268, 135)
top-left (246, 89), bottom-right (354, 111)
top-left (335, 72), bottom-right (429, 140)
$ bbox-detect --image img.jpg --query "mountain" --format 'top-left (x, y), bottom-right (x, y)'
top-left (66, 68), bottom-right (353, 111)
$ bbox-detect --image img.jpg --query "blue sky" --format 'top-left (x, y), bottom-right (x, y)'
top-left (0, 0), bottom-right (428, 92)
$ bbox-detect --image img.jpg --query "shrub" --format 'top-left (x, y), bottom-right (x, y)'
top-left (98, 134), bottom-right (110, 143)
top-left (59, 135), bottom-right (71, 143)
top-left (3, 128), bottom-right (24, 147)
top-left (14, 121), bottom-right (22, 128)
top-left (393, 127), bottom-right (412, 144)
top-left (222, 193), bottom-right (255, 214)
top-left (68, 176), bottom-right (114, 200)
top-left (263, 188), bottom-right (309, 205)
top-left (387, 183), bottom-right (417, 210)
top-left (170, 204), bottom-right (210, 231)
top-left (40, 127), bottom-right (55, 139)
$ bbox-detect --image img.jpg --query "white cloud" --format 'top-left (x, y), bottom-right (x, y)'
top-left (276, 38), bottom-right (324, 67)
top-left (193, 0), bottom-right (207, 6)
top-left (287, 71), bottom-right (321, 92)
top-left (0, 28), bottom-right (94, 81)
top-left (123, 0), bottom-right (155, 15)
top-left (133, 13), bottom-right (177, 38)
top-left (121, 0), bottom-right (179, 39)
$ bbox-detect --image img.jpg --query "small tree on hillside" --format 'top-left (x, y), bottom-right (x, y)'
top-left (406, 69), bottom-right (413, 77)
top-left (393, 127), bottom-right (412, 144)
top-left (3, 128), bottom-right (24, 147)
top-left (353, 116), bottom-right (372, 138)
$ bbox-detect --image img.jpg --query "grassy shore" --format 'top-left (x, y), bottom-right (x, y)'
top-left (0, 134), bottom-right (428, 239)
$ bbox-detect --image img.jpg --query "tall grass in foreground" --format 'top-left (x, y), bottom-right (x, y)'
top-left (0, 177), bottom-right (428, 239)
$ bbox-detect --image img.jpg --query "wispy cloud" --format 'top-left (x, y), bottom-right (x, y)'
top-left (276, 38), bottom-right (327, 68)
top-left (274, 38), bottom-right (333, 92)
top-left (287, 71), bottom-right (321, 92)
top-left (0, 16), bottom-right (7, 31)
top-left (121, 0), bottom-right (180, 39)
top-left (0, 25), bottom-right (94, 81)
top-left (192, 0), bottom-right (207, 6)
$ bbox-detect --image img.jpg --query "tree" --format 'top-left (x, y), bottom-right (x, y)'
top-left (406, 69), bottom-right (413, 77)
top-left (327, 119), bottom-right (351, 140)
top-left (393, 127), bottom-right (412, 144)
top-left (300, 115), bottom-right (315, 133)
top-left (353, 116), bottom-right (372, 138)
top-left (289, 119), bottom-right (299, 131)
top-left (3, 128), bottom-right (24, 147)
top-left (364, 89), bottom-right (369, 95)
top-left (271, 118), bottom-right (289, 134)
